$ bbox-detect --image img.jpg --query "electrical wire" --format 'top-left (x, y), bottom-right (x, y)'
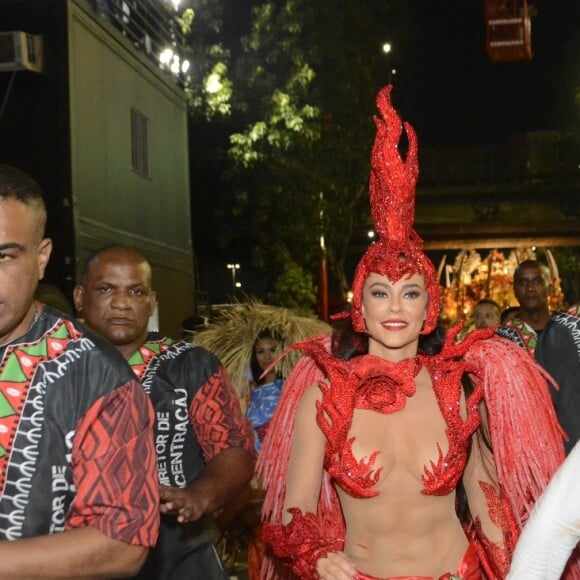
top-left (0, 69), bottom-right (18, 125)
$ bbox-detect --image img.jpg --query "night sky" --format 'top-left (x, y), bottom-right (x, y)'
top-left (191, 0), bottom-right (579, 302)
top-left (394, 0), bottom-right (579, 147)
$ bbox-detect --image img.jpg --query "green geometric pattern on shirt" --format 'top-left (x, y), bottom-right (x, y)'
top-left (0, 342), bottom-right (47, 458)
top-left (507, 316), bottom-right (537, 354)
top-left (0, 320), bottom-right (76, 467)
top-left (128, 340), bottom-right (163, 366)
top-left (128, 337), bottom-right (173, 382)
top-left (0, 391), bottom-right (15, 458)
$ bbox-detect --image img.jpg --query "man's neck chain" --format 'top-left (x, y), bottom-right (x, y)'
top-left (28, 300), bottom-right (40, 332)
top-left (0, 301), bottom-right (40, 351)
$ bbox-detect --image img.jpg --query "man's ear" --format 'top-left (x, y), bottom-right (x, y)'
top-left (37, 238), bottom-right (52, 280)
top-left (72, 284), bottom-right (85, 314)
top-left (150, 291), bottom-right (158, 316)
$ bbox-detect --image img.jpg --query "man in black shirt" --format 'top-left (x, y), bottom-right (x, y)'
top-left (497, 259), bottom-right (580, 454)
top-left (74, 244), bottom-right (256, 579)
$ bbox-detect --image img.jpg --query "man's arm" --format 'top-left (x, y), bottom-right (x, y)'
top-left (66, 380), bottom-right (159, 566)
top-left (159, 446), bottom-right (255, 522)
top-left (159, 362), bottom-right (256, 522)
top-left (0, 527), bottom-right (147, 578)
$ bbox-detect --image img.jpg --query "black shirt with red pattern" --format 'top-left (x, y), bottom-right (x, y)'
top-left (0, 306), bottom-right (159, 546)
top-left (497, 310), bottom-right (580, 455)
top-left (129, 333), bottom-right (255, 579)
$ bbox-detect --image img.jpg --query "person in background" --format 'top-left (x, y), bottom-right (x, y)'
top-left (497, 259), bottom-right (580, 454)
top-left (500, 305), bottom-right (520, 325)
top-left (244, 330), bottom-right (284, 578)
top-left (257, 87), bottom-right (568, 580)
top-left (0, 165), bottom-right (159, 577)
top-left (246, 330), bottom-right (284, 453)
top-left (192, 302), bottom-right (331, 579)
top-left (74, 245), bottom-right (256, 580)
top-left (473, 298), bottom-right (501, 329)
top-left (34, 282), bottom-right (75, 315)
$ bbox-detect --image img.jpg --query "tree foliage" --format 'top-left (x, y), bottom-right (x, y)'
top-left (182, 0), bottom-right (412, 309)
top-left (551, 247), bottom-right (580, 306)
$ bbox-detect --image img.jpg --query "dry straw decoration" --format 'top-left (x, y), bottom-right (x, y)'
top-left (191, 301), bottom-right (331, 401)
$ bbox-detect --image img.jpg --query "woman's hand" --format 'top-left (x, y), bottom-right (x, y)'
top-left (316, 551), bottom-right (358, 580)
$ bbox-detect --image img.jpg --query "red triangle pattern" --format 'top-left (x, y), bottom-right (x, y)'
top-left (66, 382), bottom-right (159, 546)
top-left (132, 340), bottom-right (171, 382)
top-left (0, 320), bottom-right (81, 489)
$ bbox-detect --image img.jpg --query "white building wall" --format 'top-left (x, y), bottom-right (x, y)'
top-left (68, 0), bottom-right (193, 336)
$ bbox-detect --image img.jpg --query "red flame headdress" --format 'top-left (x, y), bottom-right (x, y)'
top-left (350, 86), bottom-right (439, 334)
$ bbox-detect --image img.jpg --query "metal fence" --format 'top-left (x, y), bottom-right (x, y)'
top-left (88, 0), bottom-right (186, 75)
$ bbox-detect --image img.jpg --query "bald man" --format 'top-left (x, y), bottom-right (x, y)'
top-left (74, 245), bottom-right (255, 580)
top-left (0, 165), bottom-right (159, 576)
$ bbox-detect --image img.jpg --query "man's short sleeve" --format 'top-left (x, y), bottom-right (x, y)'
top-left (190, 366), bottom-right (255, 462)
top-left (66, 379), bottom-right (160, 547)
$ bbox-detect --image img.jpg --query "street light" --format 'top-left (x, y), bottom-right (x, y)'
top-left (227, 263), bottom-right (240, 297)
top-left (382, 42), bottom-right (395, 84)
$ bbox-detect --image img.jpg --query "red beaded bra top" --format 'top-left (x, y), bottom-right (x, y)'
top-left (289, 325), bottom-right (492, 499)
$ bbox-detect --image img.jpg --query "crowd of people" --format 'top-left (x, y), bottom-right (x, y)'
top-left (0, 166), bottom-right (255, 579)
top-left (0, 165), bottom-right (159, 576)
top-left (1, 82), bottom-right (579, 580)
top-left (73, 245), bottom-right (256, 579)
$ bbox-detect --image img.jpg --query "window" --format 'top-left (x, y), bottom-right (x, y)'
top-left (131, 107), bottom-right (150, 177)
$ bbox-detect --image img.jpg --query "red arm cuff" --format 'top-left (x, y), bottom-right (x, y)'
top-left (469, 482), bottom-right (518, 579)
top-left (262, 508), bottom-right (344, 579)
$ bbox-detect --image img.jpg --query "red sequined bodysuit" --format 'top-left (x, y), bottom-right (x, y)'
top-left (260, 326), bottom-right (565, 580)
top-left (295, 330), bottom-right (484, 501)
top-left (258, 86), bottom-right (567, 580)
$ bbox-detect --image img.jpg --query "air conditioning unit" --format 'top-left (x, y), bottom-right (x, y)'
top-left (0, 31), bottom-right (43, 73)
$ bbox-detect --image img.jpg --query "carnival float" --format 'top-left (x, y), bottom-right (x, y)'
top-left (438, 247), bottom-right (564, 327)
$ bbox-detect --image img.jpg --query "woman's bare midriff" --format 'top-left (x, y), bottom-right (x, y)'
top-left (336, 368), bottom-right (469, 578)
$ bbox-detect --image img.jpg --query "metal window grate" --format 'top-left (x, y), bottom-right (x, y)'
top-left (131, 107), bottom-right (150, 177)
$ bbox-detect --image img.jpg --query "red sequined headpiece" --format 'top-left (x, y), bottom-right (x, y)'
top-left (351, 86), bottom-right (439, 334)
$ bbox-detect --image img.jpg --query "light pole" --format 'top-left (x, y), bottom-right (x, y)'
top-left (382, 42), bottom-right (396, 84)
top-left (227, 263), bottom-right (240, 297)
top-left (318, 192), bottom-right (328, 322)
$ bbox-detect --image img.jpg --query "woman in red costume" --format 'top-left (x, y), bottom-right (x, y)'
top-left (257, 86), bottom-right (571, 580)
